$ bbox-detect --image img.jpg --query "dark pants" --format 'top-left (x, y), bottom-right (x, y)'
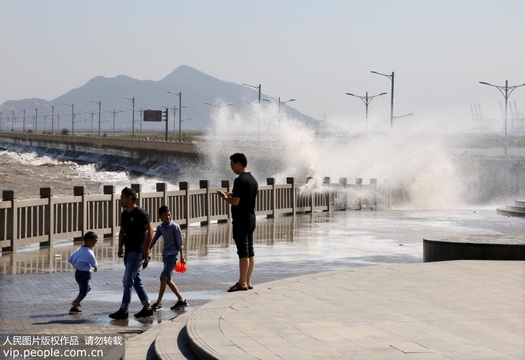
top-left (233, 224), bottom-right (255, 259)
top-left (75, 270), bottom-right (91, 299)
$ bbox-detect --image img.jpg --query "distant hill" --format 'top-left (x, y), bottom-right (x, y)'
top-left (0, 65), bottom-right (319, 134)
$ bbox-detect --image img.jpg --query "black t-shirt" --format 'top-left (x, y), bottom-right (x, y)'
top-left (120, 206), bottom-right (150, 253)
top-left (231, 172), bottom-right (258, 227)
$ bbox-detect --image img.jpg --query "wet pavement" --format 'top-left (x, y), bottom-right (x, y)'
top-left (0, 209), bottom-right (523, 358)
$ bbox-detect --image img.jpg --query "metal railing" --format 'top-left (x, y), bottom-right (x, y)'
top-left (1, 177), bottom-right (405, 252)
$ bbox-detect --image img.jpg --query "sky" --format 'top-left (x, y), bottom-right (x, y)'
top-left (1, 0), bottom-right (524, 132)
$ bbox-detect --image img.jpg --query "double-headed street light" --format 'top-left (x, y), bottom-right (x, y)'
top-left (479, 80), bottom-right (525, 157)
top-left (371, 70), bottom-right (395, 129)
top-left (121, 96), bottom-right (135, 138)
top-left (63, 103), bottom-right (76, 135)
top-left (90, 100), bottom-right (102, 136)
top-left (346, 92), bottom-right (387, 131)
top-left (104, 109), bottom-right (123, 137)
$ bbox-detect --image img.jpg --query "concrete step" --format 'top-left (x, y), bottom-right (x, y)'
top-left (154, 310), bottom-right (199, 360)
top-left (124, 322), bottom-right (165, 360)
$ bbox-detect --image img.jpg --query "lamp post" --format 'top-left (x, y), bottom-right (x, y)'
top-left (242, 83), bottom-right (261, 103)
top-left (121, 96), bottom-right (135, 138)
top-left (278, 97), bottom-right (296, 114)
top-left (169, 105), bottom-right (186, 140)
top-left (392, 113), bottom-right (414, 125)
top-left (83, 111), bottom-right (96, 134)
top-left (104, 109), bottom-right (123, 137)
top-left (479, 80), bottom-right (525, 157)
top-left (243, 82), bottom-right (262, 142)
top-left (371, 70), bottom-right (395, 129)
top-left (34, 107), bottom-right (38, 133)
top-left (22, 110), bottom-right (26, 132)
top-left (167, 91), bottom-right (183, 141)
top-left (345, 91), bottom-right (387, 131)
top-left (90, 100), bottom-right (102, 136)
top-left (63, 103), bottom-right (76, 135)
top-left (11, 110), bottom-right (16, 131)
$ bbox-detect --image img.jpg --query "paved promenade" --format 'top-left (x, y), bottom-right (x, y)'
top-left (1, 210), bottom-right (524, 359)
top-left (181, 260), bottom-right (525, 359)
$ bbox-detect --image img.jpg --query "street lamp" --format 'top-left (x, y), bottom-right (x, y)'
top-left (11, 110), bottom-right (16, 132)
top-left (278, 97), bottom-right (296, 114)
top-left (242, 83), bottom-right (261, 103)
top-left (90, 100), bottom-right (102, 136)
top-left (392, 113), bottom-right (414, 125)
top-left (479, 80), bottom-right (525, 157)
top-left (34, 107), bottom-right (38, 133)
top-left (63, 103), bottom-right (76, 135)
top-left (121, 96), bottom-right (135, 138)
top-left (82, 111), bottom-right (96, 134)
top-left (167, 91), bottom-right (184, 141)
top-left (345, 91), bottom-right (387, 131)
top-left (104, 109), bottom-right (123, 137)
top-left (371, 70), bottom-right (395, 129)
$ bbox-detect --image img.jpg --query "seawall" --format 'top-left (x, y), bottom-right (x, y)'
top-left (0, 132), bottom-right (200, 160)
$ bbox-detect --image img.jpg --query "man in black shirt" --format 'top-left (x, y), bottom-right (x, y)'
top-left (218, 153), bottom-right (258, 292)
top-left (109, 187), bottom-right (154, 319)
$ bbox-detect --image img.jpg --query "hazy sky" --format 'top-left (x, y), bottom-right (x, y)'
top-left (1, 0), bottom-right (524, 131)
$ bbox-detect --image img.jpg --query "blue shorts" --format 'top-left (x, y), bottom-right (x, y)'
top-left (160, 254), bottom-right (178, 280)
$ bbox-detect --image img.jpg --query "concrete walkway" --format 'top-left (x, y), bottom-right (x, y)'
top-left (153, 260), bottom-right (525, 359)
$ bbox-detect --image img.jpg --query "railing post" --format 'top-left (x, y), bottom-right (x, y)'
top-left (40, 187), bottom-right (54, 248)
top-left (323, 177), bottom-right (331, 211)
top-left (179, 181), bottom-right (190, 228)
top-left (2, 190), bottom-right (16, 252)
top-left (74, 186), bottom-right (86, 244)
top-left (306, 177), bottom-right (314, 213)
top-left (200, 180), bottom-right (210, 226)
top-left (356, 178), bottom-right (363, 210)
top-left (131, 184), bottom-right (142, 206)
top-left (104, 185), bottom-right (116, 243)
top-left (267, 178), bottom-right (276, 218)
top-left (287, 177), bottom-right (295, 215)
top-left (339, 177), bottom-right (348, 210)
top-left (156, 182), bottom-right (168, 207)
top-left (220, 180), bottom-right (230, 223)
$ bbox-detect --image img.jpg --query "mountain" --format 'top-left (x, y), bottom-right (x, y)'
top-left (0, 65), bottom-right (319, 134)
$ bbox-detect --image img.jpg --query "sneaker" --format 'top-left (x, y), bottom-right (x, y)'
top-left (170, 299), bottom-right (188, 310)
top-left (151, 303), bottom-right (162, 311)
top-left (134, 307), bottom-right (154, 318)
top-left (109, 309), bottom-right (128, 320)
top-left (69, 307), bottom-right (82, 314)
top-left (71, 302), bottom-right (81, 307)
